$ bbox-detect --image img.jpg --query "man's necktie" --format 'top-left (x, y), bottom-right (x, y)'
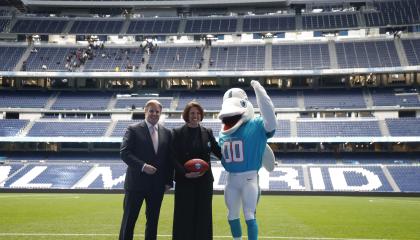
top-left (150, 125), bottom-right (158, 153)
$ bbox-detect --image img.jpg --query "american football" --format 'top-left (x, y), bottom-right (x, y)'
top-left (184, 158), bottom-right (209, 173)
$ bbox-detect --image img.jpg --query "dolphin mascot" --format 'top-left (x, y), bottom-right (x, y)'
top-left (218, 80), bottom-right (277, 240)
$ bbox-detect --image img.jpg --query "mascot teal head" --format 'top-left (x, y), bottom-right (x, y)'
top-left (218, 88), bottom-right (254, 134)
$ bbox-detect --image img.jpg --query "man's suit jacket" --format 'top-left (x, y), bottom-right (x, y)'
top-left (120, 121), bottom-right (173, 192)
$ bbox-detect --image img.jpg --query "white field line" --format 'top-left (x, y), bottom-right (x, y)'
top-left (0, 233), bottom-right (397, 240)
top-left (0, 194), bottom-right (80, 199)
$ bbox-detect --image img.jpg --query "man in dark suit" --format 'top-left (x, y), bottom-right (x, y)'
top-left (119, 99), bottom-right (173, 240)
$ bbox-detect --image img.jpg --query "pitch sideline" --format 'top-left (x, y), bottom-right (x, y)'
top-left (0, 232), bottom-right (396, 240)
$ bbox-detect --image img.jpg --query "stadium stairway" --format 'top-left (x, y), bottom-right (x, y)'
top-left (120, 18), bottom-right (130, 35)
top-left (14, 44), bottom-right (32, 71)
top-left (295, 14), bottom-right (302, 30)
top-left (138, 50), bottom-right (150, 72)
top-left (381, 165), bottom-right (401, 192)
top-left (302, 165), bottom-right (311, 189)
top-left (201, 45), bottom-right (211, 70)
top-left (394, 38), bottom-right (409, 66)
top-left (378, 119), bottom-right (391, 137)
top-left (297, 91), bottom-right (305, 109)
top-left (289, 120), bottom-right (298, 138)
top-left (177, 18), bottom-right (187, 34)
top-left (170, 92), bottom-right (180, 110)
top-left (62, 19), bottom-right (74, 34)
top-left (362, 88), bottom-right (374, 108)
top-left (355, 11), bottom-right (366, 28)
top-left (328, 40), bottom-right (338, 69)
top-left (235, 17), bottom-right (243, 33)
top-left (18, 120), bottom-right (35, 137)
top-left (44, 92), bottom-right (59, 110)
top-left (106, 94), bottom-right (117, 109)
top-left (265, 42), bottom-right (272, 70)
top-left (104, 120), bottom-right (117, 137)
top-left (6, 15), bottom-right (17, 34)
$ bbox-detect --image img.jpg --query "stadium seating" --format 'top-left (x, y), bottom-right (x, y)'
top-left (272, 43), bottom-right (330, 70)
top-left (2, 36), bottom-right (420, 72)
top-left (278, 152), bottom-right (337, 164)
top-left (372, 0), bottom-right (420, 26)
top-left (0, 88), bottom-right (417, 111)
top-left (69, 19), bottom-right (123, 34)
top-left (127, 18), bottom-right (180, 34)
top-left (370, 88), bottom-right (420, 107)
top-left (209, 45), bottom-right (265, 71)
top-left (11, 18), bottom-right (68, 34)
top-left (267, 90), bottom-right (299, 108)
top-left (402, 38), bottom-right (420, 66)
top-left (184, 17), bottom-right (237, 33)
top-left (147, 46), bottom-right (203, 71)
top-left (25, 47), bottom-right (78, 71)
top-left (83, 47), bottom-right (144, 72)
top-left (297, 120), bottom-right (382, 137)
top-left (0, 9), bottom-right (11, 17)
top-left (0, 46), bottom-right (26, 71)
top-left (114, 97), bottom-right (172, 109)
top-left (386, 118), bottom-right (420, 136)
top-left (27, 121), bottom-right (109, 137)
top-left (0, 91), bottom-right (51, 108)
top-left (303, 89), bottom-right (366, 109)
top-left (3, 163), bottom-right (93, 189)
top-left (111, 120), bottom-right (140, 137)
top-left (341, 152), bottom-right (415, 164)
top-left (387, 166), bottom-right (420, 192)
top-left (177, 91), bottom-right (224, 111)
top-left (302, 13), bottom-right (358, 30)
top-left (310, 165), bottom-right (394, 192)
top-left (274, 120), bottom-right (291, 138)
top-left (335, 40), bottom-right (400, 68)
top-left (1, 151), bottom-right (420, 192)
top-left (0, 18), bottom-right (10, 32)
top-left (51, 92), bottom-right (112, 110)
top-left (242, 15), bottom-right (296, 32)
top-left (0, 119), bottom-right (29, 136)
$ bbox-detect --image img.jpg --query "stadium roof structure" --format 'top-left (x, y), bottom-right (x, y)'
top-left (18, 0), bottom-right (369, 8)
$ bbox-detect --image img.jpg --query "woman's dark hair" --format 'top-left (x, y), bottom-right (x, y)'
top-left (182, 101), bottom-right (204, 123)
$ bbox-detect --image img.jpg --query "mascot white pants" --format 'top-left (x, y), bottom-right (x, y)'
top-left (218, 80), bottom-right (276, 240)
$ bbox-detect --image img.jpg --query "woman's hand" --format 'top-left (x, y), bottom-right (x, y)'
top-left (185, 171), bottom-right (205, 178)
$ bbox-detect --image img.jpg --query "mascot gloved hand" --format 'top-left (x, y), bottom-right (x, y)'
top-left (218, 80), bottom-right (277, 240)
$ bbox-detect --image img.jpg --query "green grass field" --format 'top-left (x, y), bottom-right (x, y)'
top-left (0, 193), bottom-right (419, 239)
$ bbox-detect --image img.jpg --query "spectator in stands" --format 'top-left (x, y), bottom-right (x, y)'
top-left (119, 100), bottom-right (174, 240)
top-left (123, 9), bottom-right (129, 19)
top-left (171, 101), bottom-right (222, 240)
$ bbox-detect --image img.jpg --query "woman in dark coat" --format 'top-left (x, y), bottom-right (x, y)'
top-left (172, 101), bottom-right (222, 240)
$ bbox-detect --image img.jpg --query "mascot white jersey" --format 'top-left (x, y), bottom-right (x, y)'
top-left (218, 80), bottom-right (277, 240)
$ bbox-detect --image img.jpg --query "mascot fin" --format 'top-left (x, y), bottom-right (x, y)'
top-left (262, 144), bottom-right (275, 172)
